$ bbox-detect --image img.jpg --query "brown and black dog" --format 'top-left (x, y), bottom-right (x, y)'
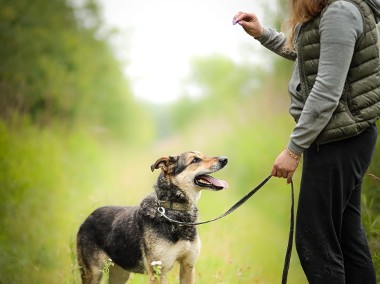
top-left (77, 151), bottom-right (228, 284)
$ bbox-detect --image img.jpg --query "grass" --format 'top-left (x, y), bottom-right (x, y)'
top-left (0, 119), bottom-right (129, 283)
top-left (362, 177), bottom-right (380, 279)
top-left (0, 115), bottom-right (377, 283)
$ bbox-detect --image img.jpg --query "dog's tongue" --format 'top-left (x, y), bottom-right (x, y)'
top-left (201, 175), bottom-right (229, 188)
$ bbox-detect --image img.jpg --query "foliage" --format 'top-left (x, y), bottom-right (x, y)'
top-left (363, 141), bottom-right (380, 278)
top-left (0, 0), bottom-right (153, 142)
top-left (100, 258), bottom-right (115, 283)
top-left (0, 120), bottom-right (106, 283)
top-left (169, 54), bottom-right (267, 132)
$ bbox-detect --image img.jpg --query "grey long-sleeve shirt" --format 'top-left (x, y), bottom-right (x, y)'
top-left (257, 1), bottom-right (364, 155)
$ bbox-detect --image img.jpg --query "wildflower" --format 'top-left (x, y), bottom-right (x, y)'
top-left (151, 260), bottom-right (163, 267)
top-left (151, 260), bottom-right (163, 280)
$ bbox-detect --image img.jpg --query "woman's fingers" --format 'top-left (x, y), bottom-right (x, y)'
top-left (232, 12), bottom-right (263, 38)
top-left (232, 12), bottom-right (256, 25)
top-left (272, 168), bottom-right (293, 179)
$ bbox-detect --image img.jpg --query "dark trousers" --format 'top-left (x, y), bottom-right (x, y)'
top-left (296, 125), bottom-right (377, 284)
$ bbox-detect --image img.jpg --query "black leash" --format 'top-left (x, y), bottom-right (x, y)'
top-left (157, 175), bottom-right (295, 284)
top-left (158, 174), bottom-right (272, 226)
top-left (282, 177), bottom-right (294, 284)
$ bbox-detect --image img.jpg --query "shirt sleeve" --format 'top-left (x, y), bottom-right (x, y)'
top-left (256, 27), bottom-right (297, 61)
top-left (287, 1), bottom-right (364, 155)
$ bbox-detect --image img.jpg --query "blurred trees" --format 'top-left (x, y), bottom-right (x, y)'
top-left (0, 1), bottom-right (154, 281)
top-left (168, 55), bottom-right (267, 133)
top-left (0, 0), bottom-right (153, 142)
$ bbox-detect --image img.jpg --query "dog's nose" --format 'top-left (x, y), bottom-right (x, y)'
top-left (219, 156), bottom-right (228, 166)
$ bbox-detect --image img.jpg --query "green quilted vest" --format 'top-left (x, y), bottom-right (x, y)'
top-left (297, 0), bottom-right (380, 144)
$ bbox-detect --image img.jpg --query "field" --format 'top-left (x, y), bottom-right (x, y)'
top-left (0, 116), bottom-right (309, 284)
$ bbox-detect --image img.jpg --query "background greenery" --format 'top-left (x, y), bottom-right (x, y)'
top-left (0, 0), bottom-right (379, 283)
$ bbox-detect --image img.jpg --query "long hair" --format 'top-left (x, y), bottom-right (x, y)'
top-left (285, 0), bottom-right (329, 50)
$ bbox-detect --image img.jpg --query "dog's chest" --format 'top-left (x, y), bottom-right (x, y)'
top-left (144, 227), bottom-right (200, 265)
top-left (165, 238), bottom-right (199, 259)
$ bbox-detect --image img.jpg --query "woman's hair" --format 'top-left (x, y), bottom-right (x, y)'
top-left (285, 0), bottom-right (329, 50)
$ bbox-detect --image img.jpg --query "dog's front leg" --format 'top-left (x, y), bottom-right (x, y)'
top-left (147, 273), bottom-right (167, 284)
top-left (159, 273), bottom-right (167, 284)
top-left (146, 265), bottom-right (157, 284)
top-left (179, 263), bottom-right (195, 284)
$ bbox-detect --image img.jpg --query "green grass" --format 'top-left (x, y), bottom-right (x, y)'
top-left (0, 115), bottom-right (377, 283)
top-left (0, 119), bottom-right (131, 283)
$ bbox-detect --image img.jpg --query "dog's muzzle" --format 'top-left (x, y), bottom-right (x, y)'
top-left (194, 156), bottom-right (228, 191)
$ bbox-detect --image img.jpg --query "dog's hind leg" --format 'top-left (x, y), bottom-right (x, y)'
top-left (79, 266), bottom-right (102, 284)
top-left (108, 264), bottom-right (130, 284)
top-left (78, 251), bottom-right (105, 284)
top-left (77, 238), bottom-right (107, 284)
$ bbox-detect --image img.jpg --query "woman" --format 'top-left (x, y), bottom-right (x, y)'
top-left (233, 0), bottom-right (380, 283)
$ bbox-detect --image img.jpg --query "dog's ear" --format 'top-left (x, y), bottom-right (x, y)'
top-left (151, 156), bottom-right (177, 173)
top-left (151, 157), bottom-right (169, 172)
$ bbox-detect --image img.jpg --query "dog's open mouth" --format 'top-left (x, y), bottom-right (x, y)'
top-left (194, 175), bottom-right (229, 191)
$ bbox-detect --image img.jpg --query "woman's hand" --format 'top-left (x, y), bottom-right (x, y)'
top-left (271, 149), bottom-right (300, 183)
top-left (232, 12), bottom-right (264, 38)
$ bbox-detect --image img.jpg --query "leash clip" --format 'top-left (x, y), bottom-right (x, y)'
top-left (158, 207), bottom-right (165, 216)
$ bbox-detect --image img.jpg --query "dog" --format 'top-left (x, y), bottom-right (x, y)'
top-left (77, 151), bottom-right (228, 284)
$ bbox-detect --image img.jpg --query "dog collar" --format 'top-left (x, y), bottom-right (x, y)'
top-left (157, 200), bottom-right (192, 211)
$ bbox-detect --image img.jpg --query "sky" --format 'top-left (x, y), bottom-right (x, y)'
top-left (96, 0), bottom-right (266, 103)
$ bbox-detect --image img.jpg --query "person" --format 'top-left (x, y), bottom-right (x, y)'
top-left (233, 0), bottom-right (380, 283)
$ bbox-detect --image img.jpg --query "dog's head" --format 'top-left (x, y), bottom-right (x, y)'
top-left (151, 151), bottom-right (228, 203)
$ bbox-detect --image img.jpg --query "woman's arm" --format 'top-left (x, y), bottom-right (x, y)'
top-left (256, 27), bottom-right (297, 61)
top-left (233, 12), bottom-right (297, 61)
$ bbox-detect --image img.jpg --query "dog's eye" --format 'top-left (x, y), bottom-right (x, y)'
top-left (191, 157), bottom-right (201, 164)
